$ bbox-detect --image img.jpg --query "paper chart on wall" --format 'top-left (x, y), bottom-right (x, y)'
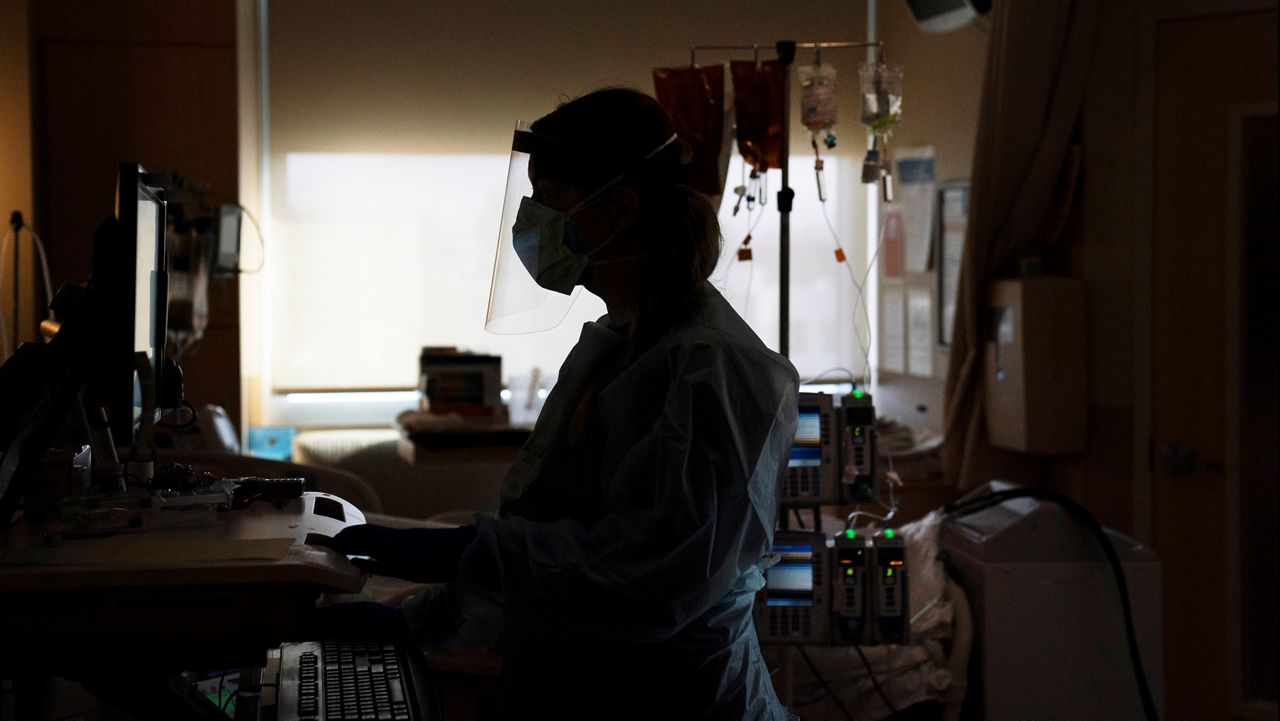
top-left (893, 146), bottom-right (936, 273)
top-left (907, 288), bottom-right (933, 377)
top-left (880, 287), bottom-right (906, 374)
top-left (939, 183), bottom-right (969, 346)
top-left (881, 208), bottom-right (905, 279)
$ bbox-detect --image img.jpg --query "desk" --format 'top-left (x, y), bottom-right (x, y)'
top-left (0, 492), bottom-right (365, 708)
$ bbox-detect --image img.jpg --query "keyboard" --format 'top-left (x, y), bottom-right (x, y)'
top-left (275, 639), bottom-right (435, 721)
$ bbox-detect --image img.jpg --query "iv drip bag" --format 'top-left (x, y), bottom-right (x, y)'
top-left (798, 63), bottom-right (838, 133)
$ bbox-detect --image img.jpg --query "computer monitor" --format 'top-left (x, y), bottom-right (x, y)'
top-left (89, 163), bottom-right (169, 447)
top-left (1, 165), bottom-right (170, 520)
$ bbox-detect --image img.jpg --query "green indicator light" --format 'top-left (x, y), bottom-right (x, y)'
top-left (846, 569), bottom-right (854, 576)
top-left (883, 528), bottom-right (896, 539)
top-left (845, 529), bottom-right (856, 539)
top-left (853, 389), bottom-right (865, 399)
top-left (887, 568), bottom-right (894, 577)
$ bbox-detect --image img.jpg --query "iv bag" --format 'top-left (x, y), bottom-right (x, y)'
top-left (859, 62), bottom-right (903, 138)
top-left (653, 64), bottom-right (731, 198)
top-left (731, 60), bottom-right (785, 172)
top-left (798, 63), bottom-right (838, 133)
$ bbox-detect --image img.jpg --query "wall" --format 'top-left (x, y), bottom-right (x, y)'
top-left (28, 0), bottom-right (242, 429)
top-left (0, 0), bottom-right (36, 351)
top-left (875, 0), bottom-right (989, 435)
top-left (267, 1), bottom-right (873, 158)
top-left (863, 0), bottom-right (1144, 536)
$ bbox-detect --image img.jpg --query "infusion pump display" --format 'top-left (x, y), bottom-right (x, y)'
top-left (783, 393), bottom-right (837, 504)
top-left (756, 531), bottom-right (829, 644)
top-left (767, 543), bottom-right (818, 607)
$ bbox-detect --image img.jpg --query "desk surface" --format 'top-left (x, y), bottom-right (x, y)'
top-left (0, 492), bottom-right (366, 675)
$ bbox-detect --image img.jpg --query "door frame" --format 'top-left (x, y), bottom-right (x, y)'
top-left (1224, 100), bottom-right (1277, 721)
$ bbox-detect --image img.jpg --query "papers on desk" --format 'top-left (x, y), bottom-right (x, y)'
top-left (0, 537), bottom-right (296, 566)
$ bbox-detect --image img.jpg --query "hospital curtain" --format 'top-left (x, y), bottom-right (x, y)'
top-left (942, 0), bottom-right (1101, 488)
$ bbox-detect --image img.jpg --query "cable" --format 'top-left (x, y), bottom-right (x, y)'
top-left (26, 229), bottom-right (55, 316)
top-left (0, 228), bottom-right (54, 310)
top-left (0, 225), bottom-right (58, 358)
top-left (235, 204), bottom-right (267, 274)
top-left (846, 507), bottom-right (896, 529)
top-left (157, 401), bottom-right (199, 431)
top-left (944, 488), bottom-right (1160, 721)
top-left (741, 198), bottom-right (766, 318)
top-left (798, 367), bottom-right (859, 386)
top-left (719, 169), bottom-right (767, 318)
top-left (852, 207), bottom-right (890, 389)
top-left (797, 646), bottom-right (855, 721)
top-left (791, 507), bottom-right (808, 529)
top-left (853, 643), bottom-right (901, 718)
top-left (1, 231), bottom-right (14, 358)
top-left (821, 204), bottom-right (873, 387)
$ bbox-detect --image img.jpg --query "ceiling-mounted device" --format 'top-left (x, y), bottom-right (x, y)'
top-left (902, 0), bottom-right (990, 33)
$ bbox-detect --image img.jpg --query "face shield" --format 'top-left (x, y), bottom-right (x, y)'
top-left (485, 122), bottom-right (588, 335)
top-left (485, 123), bottom-right (679, 335)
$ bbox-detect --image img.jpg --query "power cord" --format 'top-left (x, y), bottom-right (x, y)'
top-left (791, 508), bottom-right (808, 529)
top-left (944, 487), bottom-right (1160, 721)
top-left (1, 217), bottom-right (56, 358)
top-left (157, 400), bottom-right (200, 431)
top-left (235, 204), bottom-right (267, 274)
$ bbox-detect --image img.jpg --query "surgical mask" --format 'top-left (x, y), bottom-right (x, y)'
top-left (511, 197), bottom-right (600, 295)
top-left (509, 133), bottom-right (680, 295)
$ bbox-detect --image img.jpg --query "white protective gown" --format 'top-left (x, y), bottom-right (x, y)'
top-left (450, 283), bottom-right (798, 720)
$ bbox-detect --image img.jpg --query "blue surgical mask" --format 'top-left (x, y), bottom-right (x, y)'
top-left (511, 197), bottom-right (595, 295)
top-left (510, 133), bottom-right (679, 294)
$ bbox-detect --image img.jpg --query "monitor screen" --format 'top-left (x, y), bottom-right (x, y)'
top-left (127, 178), bottom-right (166, 431)
top-left (133, 196), bottom-right (161, 412)
top-left (788, 406), bottom-right (823, 468)
top-left (215, 204), bottom-right (241, 275)
top-left (766, 543), bottom-right (815, 607)
top-left (92, 163), bottom-right (167, 447)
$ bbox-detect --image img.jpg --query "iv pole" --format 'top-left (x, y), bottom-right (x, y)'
top-left (689, 40), bottom-right (885, 360)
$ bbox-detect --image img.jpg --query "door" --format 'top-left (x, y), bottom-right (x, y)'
top-left (1152, 8), bottom-right (1277, 721)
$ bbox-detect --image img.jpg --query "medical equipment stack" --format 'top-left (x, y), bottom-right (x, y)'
top-left (757, 390), bottom-right (909, 647)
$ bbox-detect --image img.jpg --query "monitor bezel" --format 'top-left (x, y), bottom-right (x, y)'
top-left (106, 163), bottom-right (168, 445)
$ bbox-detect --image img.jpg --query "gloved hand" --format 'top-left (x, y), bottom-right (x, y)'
top-left (321, 524), bottom-right (478, 583)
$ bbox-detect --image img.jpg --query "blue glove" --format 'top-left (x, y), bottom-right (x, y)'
top-left (324, 524), bottom-right (477, 583)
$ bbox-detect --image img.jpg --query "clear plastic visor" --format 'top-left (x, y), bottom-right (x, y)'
top-left (484, 122), bottom-right (585, 334)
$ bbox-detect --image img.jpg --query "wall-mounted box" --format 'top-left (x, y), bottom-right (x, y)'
top-left (983, 278), bottom-right (1086, 454)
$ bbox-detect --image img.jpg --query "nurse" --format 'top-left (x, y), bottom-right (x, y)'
top-left (329, 88), bottom-right (799, 721)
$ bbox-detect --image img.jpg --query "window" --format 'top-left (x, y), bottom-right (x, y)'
top-left (254, 2), bottom-right (877, 426)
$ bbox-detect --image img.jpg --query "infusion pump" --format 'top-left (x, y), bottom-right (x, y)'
top-left (754, 531), bottom-right (830, 644)
top-left (756, 529), bottom-right (910, 646)
top-left (781, 391), bottom-right (878, 506)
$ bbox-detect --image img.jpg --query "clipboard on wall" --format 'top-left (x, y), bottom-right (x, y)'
top-left (936, 180), bottom-right (969, 347)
